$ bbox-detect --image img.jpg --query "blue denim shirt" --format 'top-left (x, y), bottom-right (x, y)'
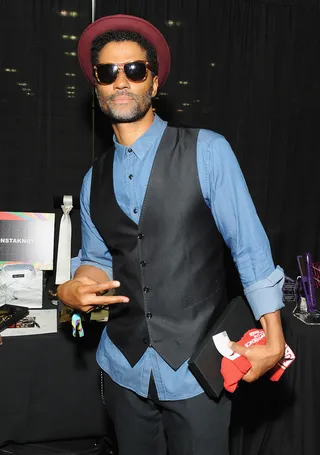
top-left (77, 114), bottom-right (284, 400)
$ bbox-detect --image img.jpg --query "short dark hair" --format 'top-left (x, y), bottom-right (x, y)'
top-left (91, 30), bottom-right (158, 76)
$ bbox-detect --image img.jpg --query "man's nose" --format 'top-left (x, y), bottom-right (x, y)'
top-left (113, 68), bottom-right (130, 90)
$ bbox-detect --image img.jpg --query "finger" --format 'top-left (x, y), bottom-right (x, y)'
top-left (78, 305), bottom-right (95, 313)
top-left (229, 341), bottom-right (248, 357)
top-left (242, 368), bottom-right (260, 383)
top-left (89, 295), bottom-right (130, 305)
top-left (83, 306), bottom-right (96, 313)
top-left (241, 369), bottom-right (254, 382)
top-left (81, 281), bottom-right (121, 295)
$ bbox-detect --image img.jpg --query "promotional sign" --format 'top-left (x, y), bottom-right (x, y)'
top-left (0, 212), bottom-right (55, 270)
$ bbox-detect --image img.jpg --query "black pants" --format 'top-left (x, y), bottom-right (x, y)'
top-left (101, 371), bottom-right (231, 455)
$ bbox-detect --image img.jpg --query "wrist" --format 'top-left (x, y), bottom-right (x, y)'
top-left (260, 310), bottom-right (285, 358)
top-left (266, 338), bottom-right (285, 359)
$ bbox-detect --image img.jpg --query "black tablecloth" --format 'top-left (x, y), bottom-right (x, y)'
top-left (0, 309), bottom-right (109, 446)
top-left (230, 303), bottom-right (320, 455)
top-left (2, 301), bottom-right (319, 453)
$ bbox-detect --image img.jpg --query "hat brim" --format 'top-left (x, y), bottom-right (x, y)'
top-left (77, 14), bottom-right (171, 88)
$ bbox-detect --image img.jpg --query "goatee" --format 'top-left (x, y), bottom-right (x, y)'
top-left (96, 86), bottom-right (153, 124)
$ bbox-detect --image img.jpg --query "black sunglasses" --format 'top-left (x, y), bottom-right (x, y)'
top-left (93, 60), bottom-right (152, 85)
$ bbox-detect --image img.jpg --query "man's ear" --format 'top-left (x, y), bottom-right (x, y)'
top-left (151, 75), bottom-right (159, 98)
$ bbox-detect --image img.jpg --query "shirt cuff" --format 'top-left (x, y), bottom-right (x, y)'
top-left (244, 266), bottom-right (285, 320)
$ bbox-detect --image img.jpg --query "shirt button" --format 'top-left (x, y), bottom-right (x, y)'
top-left (143, 338), bottom-right (149, 344)
top-left (137, 233), bottom-right (144, 239)
top-left (128, 174), bottom-right (133, 180)
top-left (140, 260), bottom-right (147, 267)
top-left (144, 286), bottom-right (150, 293)
top-left (133, 208), bottom-right (138, 214)
top-left (128, 148), bottom-right (133, 153)
top-left (146, 312), bottom-right (152, 318)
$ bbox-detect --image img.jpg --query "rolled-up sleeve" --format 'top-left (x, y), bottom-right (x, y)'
top-left (197, 131), bottom-right (284, 320)
top-left (79, 167), bottom-right (113, 279)
top-left (244, 266), bottom-right (284, 319)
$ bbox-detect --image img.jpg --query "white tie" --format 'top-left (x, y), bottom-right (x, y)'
top-left (55, 195), bottom-right (73, 285)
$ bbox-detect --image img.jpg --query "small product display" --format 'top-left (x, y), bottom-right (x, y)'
top-left (293, 252), bottom-right (320, 325)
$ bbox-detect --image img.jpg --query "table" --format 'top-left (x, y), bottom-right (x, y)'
top-left (230, 303), bottom-right (320, 455)
top-left (2, 298), bottom-right (318, 453)
top-left (0, 302), bottom-right (109, 447)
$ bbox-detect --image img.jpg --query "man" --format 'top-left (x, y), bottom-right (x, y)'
top-left (58, 14), bottom-right (285, 455)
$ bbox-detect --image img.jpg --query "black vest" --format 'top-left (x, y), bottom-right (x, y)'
top-left (90, 126), bottom-right (227, 370)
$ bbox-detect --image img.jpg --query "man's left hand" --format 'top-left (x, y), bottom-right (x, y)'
top-left (228, 341), bottom-right (283, 382)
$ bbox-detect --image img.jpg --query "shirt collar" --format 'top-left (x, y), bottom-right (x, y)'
top-left (113, 114), bottom-right (168, 161)
top-left (1, 264), bottom-right (36, 282)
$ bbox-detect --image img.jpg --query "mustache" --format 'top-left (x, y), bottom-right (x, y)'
top-left (108, 92), bottom-right (137, 101)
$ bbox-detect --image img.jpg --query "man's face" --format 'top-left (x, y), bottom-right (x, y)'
top-left (95, 41), bottom-right (158, 123)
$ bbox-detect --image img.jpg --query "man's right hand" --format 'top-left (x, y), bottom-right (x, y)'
top-left (57, 276), bottom-right (129, 313)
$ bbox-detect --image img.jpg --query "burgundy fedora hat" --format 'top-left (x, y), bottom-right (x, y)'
top-left (77, 14), bottom-right (171, 88)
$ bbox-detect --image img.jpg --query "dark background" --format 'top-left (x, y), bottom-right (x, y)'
top-left (1, 0), bottom-right (320, 278)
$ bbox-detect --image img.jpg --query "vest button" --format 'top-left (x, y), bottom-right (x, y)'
top-left (146, 312), bottom-right (152, 318)
top-left (140, 260), bottom-right (147, 267)
top-left (143, 338), bottom-right (149, 344)
top-left (143, 287), bottom-right (150, 293)
top-left (137, 233), bottom-right (144, 239)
